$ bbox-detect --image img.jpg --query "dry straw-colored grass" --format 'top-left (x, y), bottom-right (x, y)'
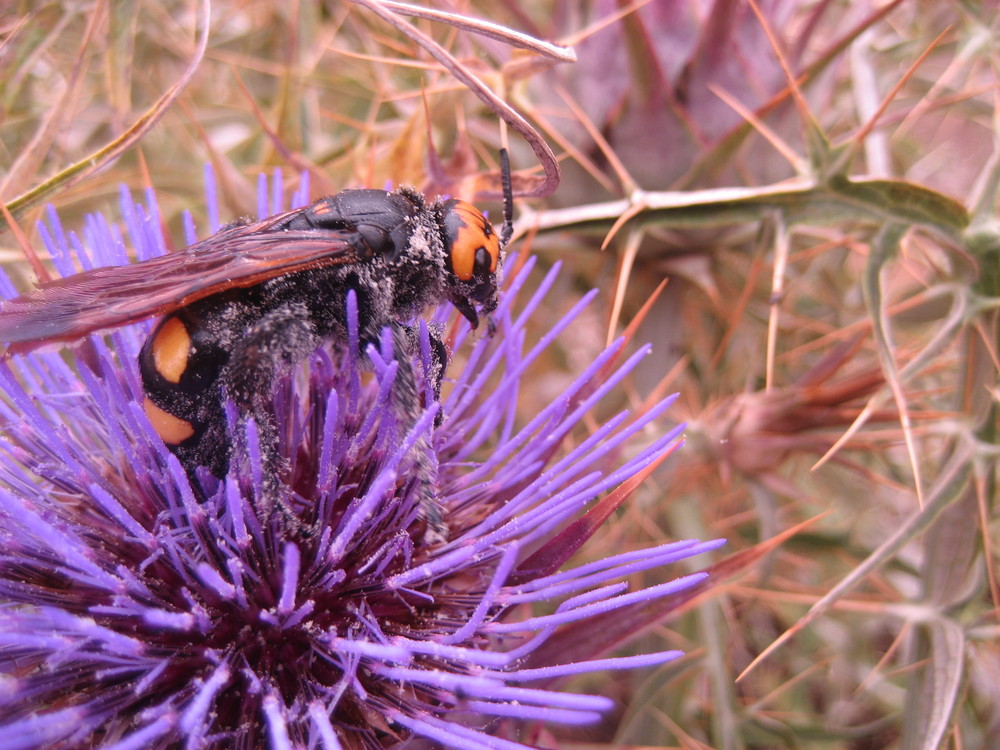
top-left (2, 1), bottom-right (998, 747)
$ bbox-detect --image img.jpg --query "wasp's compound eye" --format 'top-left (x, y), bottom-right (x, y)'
top-left (442, 200), bottom-right (501, 282)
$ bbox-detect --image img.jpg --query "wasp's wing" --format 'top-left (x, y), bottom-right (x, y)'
top-left (0, 224), bottom-right (360, 352)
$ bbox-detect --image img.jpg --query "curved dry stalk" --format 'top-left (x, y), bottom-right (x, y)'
top-left (2, 0), bottom-right (212, 223)
top-left (377, 1), bottom-right (575, 62)
top-left (0, 2), bottom-right (103, 203)
top-left (349, 0), bottom-right (565, 199)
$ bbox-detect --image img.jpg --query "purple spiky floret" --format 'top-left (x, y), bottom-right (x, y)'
top-left (0, 170), bottom-right (723, 749)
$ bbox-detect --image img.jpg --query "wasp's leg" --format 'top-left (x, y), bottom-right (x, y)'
top-left (375, 323), bottom-right (447, 541)
top-left (221, 303), bottom-right (321, 519)
top-left (419, 325), bottom-right (448, 429)
top-left (383, 323), bottom-right (448, 413)
top-left (426, 327), bottom-right (449, 408)
top-left (224, 302), bottom-right (319, 415)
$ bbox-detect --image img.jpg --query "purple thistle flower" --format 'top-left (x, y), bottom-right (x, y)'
top-left (0, 171), bottom-right (723, 749)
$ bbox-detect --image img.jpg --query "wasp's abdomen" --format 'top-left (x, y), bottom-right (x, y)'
top-left (139, 305), bottom-right (233, 473)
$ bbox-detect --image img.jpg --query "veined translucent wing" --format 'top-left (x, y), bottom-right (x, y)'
top-left (0, 212), bottom-right (361, 353)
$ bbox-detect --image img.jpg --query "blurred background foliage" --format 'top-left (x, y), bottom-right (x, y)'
top-left (2, 1), bottom-right (998, 748)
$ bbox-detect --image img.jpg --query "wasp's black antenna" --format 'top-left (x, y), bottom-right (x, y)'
top-left (499, 148), bottom-right (514, 247)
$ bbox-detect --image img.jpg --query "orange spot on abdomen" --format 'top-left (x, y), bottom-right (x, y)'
top-left (143, 397), bottom-right (195, 444)
top-left (151, 316), bottom-right (191, 384)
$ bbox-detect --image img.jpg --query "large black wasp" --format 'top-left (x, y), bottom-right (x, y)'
top-left (0, 153), bottom-right (513, 503)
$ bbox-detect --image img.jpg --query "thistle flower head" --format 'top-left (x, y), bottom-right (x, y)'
top-left (0, 172), bottom-right (722, 749)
